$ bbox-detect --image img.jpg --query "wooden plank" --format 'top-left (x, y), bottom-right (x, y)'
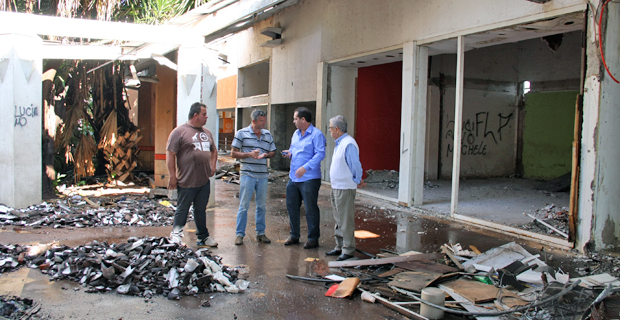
top-left (441, 279), bottom-right (499, 304)
top-left (387, 271), bottom-right (442, 292)
top-left (469, 245), bottom-right (482, 255)
top-left (441, 246), bottom-right (463, 270)
top-left (568, 95), bottom-right (582, 242)
top-left (328, 253), bottom-right (443, 268)
top-left (438, 284), bottom-right (503, 320)
top-left (377, 268), bottom-right (405, 278)
top-left (395, 259), bottom-right (459, 274)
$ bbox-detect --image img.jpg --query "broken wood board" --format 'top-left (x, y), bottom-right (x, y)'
top-left (441, 279), bottom-right (500, 304)
top-left (395, 259), bottom-right (459, 274)
top-left (441, 245), bottom-right (464, 270)
top-left (438, 284), bottom-right (502, 320)
top-left (377, 268), bottom-right (405, 278)
top-left (328, 253), bottom-right (443, 268)
top-left (387, 271), bottom-right (443, 292)
top-left (330, 277), bottom-right (360, 298)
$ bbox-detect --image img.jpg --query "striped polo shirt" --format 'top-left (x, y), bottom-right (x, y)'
top-left (232, 125), bottom-right (276, 179)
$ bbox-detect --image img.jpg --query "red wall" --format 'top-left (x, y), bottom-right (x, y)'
top-left (356, 62), bottom-right (402, 175)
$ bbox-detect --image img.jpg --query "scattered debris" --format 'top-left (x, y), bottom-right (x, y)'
top-left (519, 204), bottom-right (569, 236)
top-left (287, 241), bottom-right (620, 319)
top-left (0, 195), bottom-right (182, 229)
top-left (0, 295), bottom-right (42, 320)
top-left (365, 169), bottom-right (399, 189)
top-left (2, 237), bottom-right (249, 301)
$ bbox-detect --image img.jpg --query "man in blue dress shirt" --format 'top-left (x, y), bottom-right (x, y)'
top-left (282, 107), bottom-right (326, 249)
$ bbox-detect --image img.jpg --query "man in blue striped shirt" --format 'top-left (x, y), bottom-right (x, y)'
top-left (282, 107), bottom-right (326, 249)
top-left (231, 109), bottom-right (276, 245)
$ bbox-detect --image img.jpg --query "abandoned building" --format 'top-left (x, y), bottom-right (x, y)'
top-left (1, 0), bottom-right (619, 257)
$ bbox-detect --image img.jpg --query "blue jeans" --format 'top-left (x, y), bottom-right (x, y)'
top-left (235, 175), bottom-right (268, 237)
top-left (172, 182), bottom-right (210, 240)
top-left (286, 178), bottom-right (321, 241)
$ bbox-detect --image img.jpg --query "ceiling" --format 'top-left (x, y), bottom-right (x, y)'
top-left (331, 12), bottom-right (584, 68)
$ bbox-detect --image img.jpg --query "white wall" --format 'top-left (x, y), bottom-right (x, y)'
top-left (270, 0), bottom-right (322, 104)
top-left (0, 33), bottom-right (42, 208)
top-left (440, 88), bottom-right (517, 178)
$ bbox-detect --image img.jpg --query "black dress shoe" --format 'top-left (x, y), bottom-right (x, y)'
top-left (284, 237), bottom-right (300, 246)
top-left (325, 249), bottom-right (342, 256)
top-left (337, 254), bottom-right (354, 261)
top-left (303, 240), bottom-right (319, 249)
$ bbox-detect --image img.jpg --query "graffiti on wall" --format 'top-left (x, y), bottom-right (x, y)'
top-left (14, 104), bottom-right (38, 127)
top-left (445, 111), bottom-right (513, 157)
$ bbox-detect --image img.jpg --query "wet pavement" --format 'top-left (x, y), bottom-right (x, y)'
top-left (0, 176), bottom-right (591, 319)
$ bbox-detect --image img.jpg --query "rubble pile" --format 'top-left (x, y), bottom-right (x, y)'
top-left (0, 195), bottom-right (182, 229)
top-left (520, 204), bottom-right (569, 236)
top-left (364, 170), bottom-right (399, 189)
top-left (0, 295), bottom-right (41, 320)
top-left (26, 237), bottom-right (249, 300)
top-left (288, 242), bottom-right (620, 319)
top-left (0, 244), bottom-right (30, 274)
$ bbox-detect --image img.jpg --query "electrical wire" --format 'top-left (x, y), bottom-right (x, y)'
top-left (599, 0), bottom-right (620, 83)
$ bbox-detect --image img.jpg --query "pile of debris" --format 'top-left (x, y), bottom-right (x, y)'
top-left (520, 204), bottom-right (570, 238)
top-left (0, 295), bottom-right (42, 320)
top-left (288, 242), bottom-right (620, 319)
top-left (0, 244), bottom-right (31, 274)
top-left (215, 163), bottom-right (288, 184)
top-left (365, 169), bottom-right (400, 189)
top-left (0, 195), bottom-right (181, 229)
top-left (8, 237), bottom-right (249, 302)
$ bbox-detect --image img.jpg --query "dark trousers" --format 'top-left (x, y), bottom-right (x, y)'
top-left (172, 182), bottom-right (210, 240)
top-left (286, 178), bottom-right (321, 241)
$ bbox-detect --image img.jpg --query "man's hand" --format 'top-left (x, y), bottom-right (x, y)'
top-left (282, 150), bottom-right (291, 159)
top-left (295, 166), bottom-right (307, 178)
top-left (357, 179), bottom-right (366, 188)
top-left (249, 149), bottom-right (260, 159)
top-left (168, 175), bottom-right (178, 190)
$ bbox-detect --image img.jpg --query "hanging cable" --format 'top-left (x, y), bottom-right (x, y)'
top-left (599, 0), bottom-right (620, 83)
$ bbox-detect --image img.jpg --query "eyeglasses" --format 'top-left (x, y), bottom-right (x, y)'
top-left (328, 126), bottom-right (335, 130)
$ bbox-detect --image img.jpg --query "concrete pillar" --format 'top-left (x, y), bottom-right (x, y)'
top-left (589, 1), bottom-right (620, 251)
top-left (0, 33), bottom-right (42, 208)
top-left (177, 44), bottom-right (219, 206)
top-left (398, 42), bottom-right (430, 206)
top-left (398, 42), bottom-right (414, 206)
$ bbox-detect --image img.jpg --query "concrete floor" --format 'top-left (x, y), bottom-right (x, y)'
top-left (0, 177), bottom-right (580, 319)
top-left (364, 178), bottom-right (570, 226)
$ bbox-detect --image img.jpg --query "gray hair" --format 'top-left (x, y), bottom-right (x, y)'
top-left (251, 109), bottom-right (267, 121)
top-left (330, 115), bottom-right (347, 133)
top-left (188, 102), bottom-right (206, 120)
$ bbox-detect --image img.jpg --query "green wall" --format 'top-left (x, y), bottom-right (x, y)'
top-left (522, 91), bottom-right (577, 180)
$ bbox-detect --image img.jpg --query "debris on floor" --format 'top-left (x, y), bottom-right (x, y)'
top-left (0, 295), bottom-right (42, 320)
top-left (519, 204), bottom-right (570, 237)
top-left (287, 241), bottom-right (620, 319)
top-left (364, 169), bottom-right (399, 189)
top-left (214, 164), bottom-right (288, 185)
top-left (2, 237), bottom-right (249, 302)
top-left (0, 195), bottom-right (182, 229)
